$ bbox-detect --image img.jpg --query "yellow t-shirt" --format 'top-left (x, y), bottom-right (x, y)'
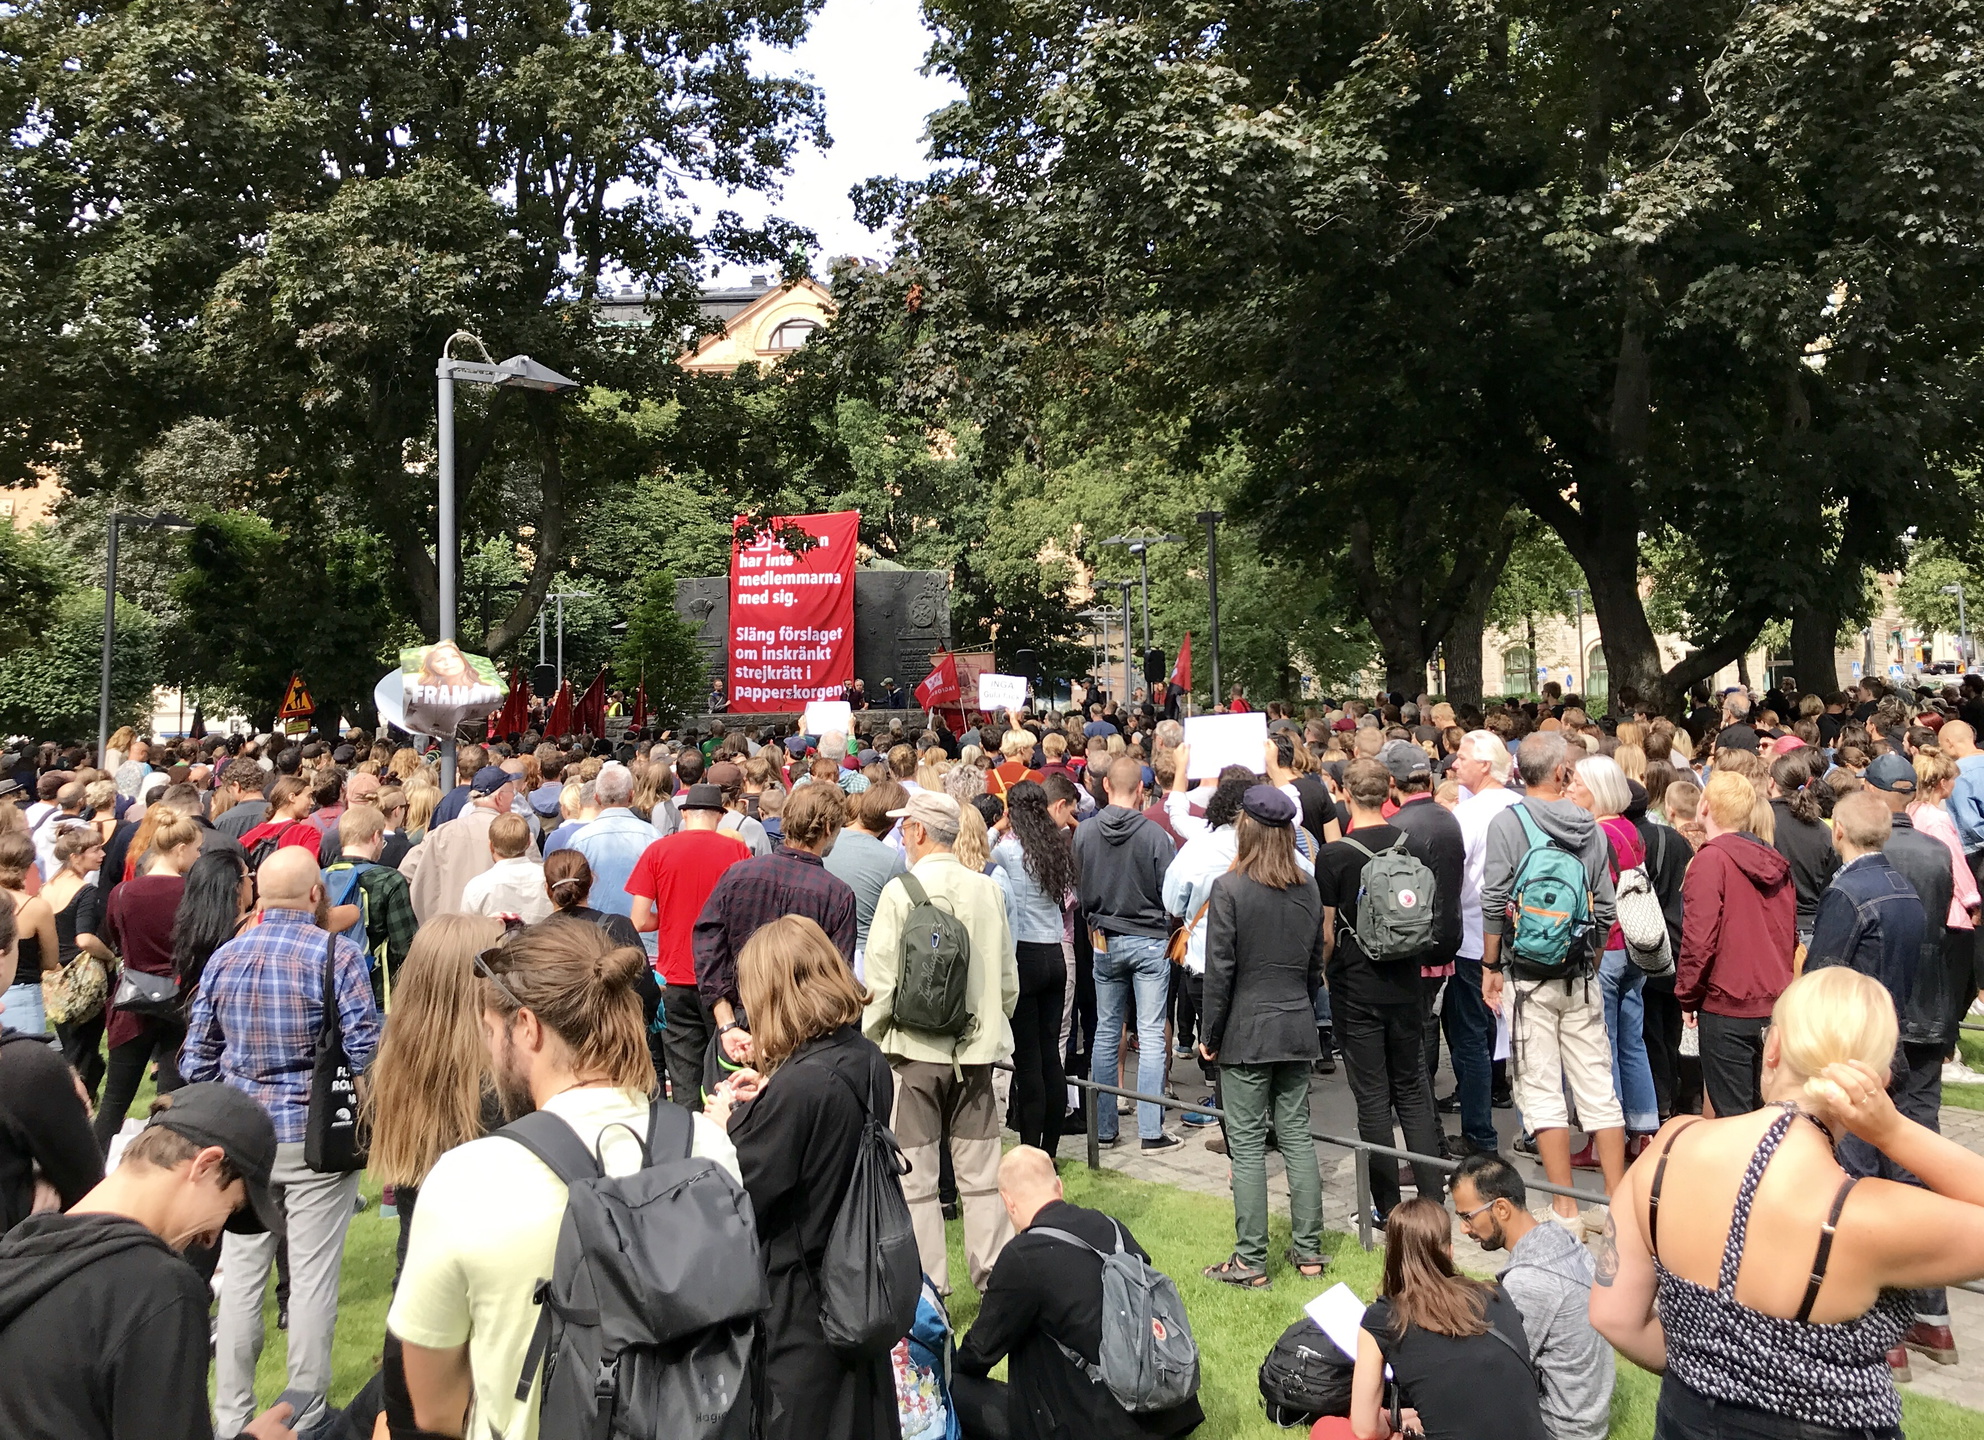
top-left (385, 1087), bottom-right (740, 1440)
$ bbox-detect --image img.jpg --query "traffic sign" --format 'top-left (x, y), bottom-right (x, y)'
top-left (278, 674), bottom-right (314, 720)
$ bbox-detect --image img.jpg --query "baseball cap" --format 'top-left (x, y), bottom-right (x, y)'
top-left (680, 783), bottom-right (726, 812)
top-left (706, 762), bottom-right (744, 791)
top-left (1241, 784), bottom-right (1296, 827)
top-left (887, 791), bottom-right (962, 834)
top-left (469, 765), bottom-right (511, 797)
top-left (1377, 738), bottom-right (1432, 783)
top-left (1865, 753), bottom-right (1917, 793)
top-left (147, 1083), bottom-right (284, 1236)
top-left (1770, 735), bottom-right (1808, 756)
top-left (1332, 718), bottom-right (1356, 733)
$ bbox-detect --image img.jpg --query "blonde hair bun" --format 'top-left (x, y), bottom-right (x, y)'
top-left (1771, 967), bottom-right (1898, 1087)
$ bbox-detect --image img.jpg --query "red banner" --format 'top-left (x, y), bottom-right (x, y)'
top-left (728, 510), bottom-right (859, 712)
top-left (915, 651), bottom-right (959, 710)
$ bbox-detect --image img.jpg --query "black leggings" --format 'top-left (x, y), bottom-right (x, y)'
top-left (57, 1011), bottom-right (107, 1105)
top-left (93, 1017), bottom-right (185, 1154)
top-left (1011, 942), bottom-right (1067, 1158)
top-left (1654, 1373), bottom-right (1898, 1440)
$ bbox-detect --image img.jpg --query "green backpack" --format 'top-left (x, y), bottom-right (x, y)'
top-left (891, 873), bottom-right (974, 1037)
top-left (1340, 837), bottom-right (1439, 962)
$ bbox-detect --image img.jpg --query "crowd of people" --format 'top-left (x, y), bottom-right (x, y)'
top-left (0, 671), bottom-right (1983, 1439)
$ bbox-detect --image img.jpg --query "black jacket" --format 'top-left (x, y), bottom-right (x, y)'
top-left (1200, 872), bottom-right (1325, 1065)
top-left (1073, 806), bottom-right (1175, 938)
top-left (1388, 793), bottom-right (1464, 955)
top-left (0, 1030), bottom-right (103, 1236)
top-left (1883, 814), bottom-right (1957, 1047)
top-left (0, 1212), bottom-right (220, 1440)
top-left (728, 1025), bottom-right (896, 1440)
top-left (956, 1199), bottom-right (1205, 1440)
top-left (1770, 799), bottom-right (1841, 928)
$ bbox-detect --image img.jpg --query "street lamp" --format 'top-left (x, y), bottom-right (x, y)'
top-left (436, 332), bottom-right (579, 785)
top-left (546, 590), bottom-right (594, 688)
top-left (1116, 579), bottom-right (1136, 702)
top-left (1198, 511), bottom-right (1224, 703)
top-left (99, 511), bottom-right (193, 761)
top-left (1943, 583), bottom-right (1970, 669)
top-left (1078, 606), bottom-right (1114, 700)
top-left (1101, 531), bottom-right (1188, 657)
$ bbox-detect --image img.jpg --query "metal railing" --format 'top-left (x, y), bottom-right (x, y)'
top-left (1061, 1072), bottom-right (1608, 1253)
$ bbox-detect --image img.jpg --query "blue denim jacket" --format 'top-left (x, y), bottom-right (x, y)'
top-left (1805, 853), bottom-right (1926, 1018)
top-left (1951, 754), bottom-right (1984, 852)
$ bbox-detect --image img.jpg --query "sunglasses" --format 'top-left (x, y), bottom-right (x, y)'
top-left (473, 917), bottom-right (530, 1011)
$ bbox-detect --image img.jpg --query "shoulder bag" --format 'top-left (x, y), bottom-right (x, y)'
top-left (304, 933), bottom-right (367, 1173)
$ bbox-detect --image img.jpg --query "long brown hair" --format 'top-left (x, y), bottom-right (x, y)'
top-left (362, 914), bottom-right (503, 1186)
top-left (737, 915), bottom-right (868, 1073)
top-left (260, 775), bottom-right (310, 823)
top-left (480, 915), bottom-right (656, 1095)
top-left (1380, 1197), bottom-right (1492, 1338)
top-left (1232, 812), bottom-right (1302, 890)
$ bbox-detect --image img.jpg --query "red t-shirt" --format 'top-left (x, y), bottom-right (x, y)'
top-left (238, 820), bottom-right (320, 855)
top-left (625, 829), bottom-right (750, 986)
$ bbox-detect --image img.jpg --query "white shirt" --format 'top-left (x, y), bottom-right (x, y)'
top-left (1455, 785), bottom-right (1523, 960)
top-left (388, 1087), bottom-right (738, 1440)
top-left (459, 855), bottom-right (554, 923)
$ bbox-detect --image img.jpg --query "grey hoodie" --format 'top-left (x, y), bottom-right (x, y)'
top-left (1498, 1219), bottom-right (1615, 1440)
top-left (1479, 796), bottom-right (1616, 971)
top-left (1073, 805), bottom-right (1174, 938)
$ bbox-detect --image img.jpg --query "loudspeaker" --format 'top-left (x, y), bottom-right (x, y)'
top-left (1144, 647), bottom-right (1167, 686)
top-left (531, 663), bottom-right (558, 697)
top-left (1013, 647), bottom-right (1040, 678)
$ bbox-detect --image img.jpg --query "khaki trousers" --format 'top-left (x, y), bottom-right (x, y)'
top-left (891, 1060), bottom-right (1013, 1293)
top-left (1510, 975), bottom-right (1624, 1133)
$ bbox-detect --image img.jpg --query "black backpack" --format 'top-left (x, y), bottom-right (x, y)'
top-left (502, 1099), bottom-right (766, 1440)
top-left (890, 873), bottom-right (973, 1037)
top-left (804, 1056), bottom-right (921, 1358)
top-left (1258, 1317), bottom-right (1353, 1426)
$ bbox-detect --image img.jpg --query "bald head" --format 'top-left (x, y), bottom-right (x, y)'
top-left (257, 847), bottom-right (322, 910)
top-left (1942, 720), bottom-right (1978, 758)
top-left (998, 1145), bottom-right (1064, 1230)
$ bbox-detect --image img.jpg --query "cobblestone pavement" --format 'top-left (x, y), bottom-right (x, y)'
top-left (1057, 1048), bottom-right (1984, 1413)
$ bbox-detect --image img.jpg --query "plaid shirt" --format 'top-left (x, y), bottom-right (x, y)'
top-left (182, 906), bottom-right (382, 1143)
top-left (325, 855), bottom-right (419, 978)
top-left (693, 847), bottom-right (857, 1008)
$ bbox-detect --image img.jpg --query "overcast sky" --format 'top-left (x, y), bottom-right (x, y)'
top-left (684, 0), bottom-right (961, 282)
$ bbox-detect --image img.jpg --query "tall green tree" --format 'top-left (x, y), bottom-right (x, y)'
top-left (0, 590), bottom-right (157, 737)
top-left (0, 0), bottom-right (829, 652)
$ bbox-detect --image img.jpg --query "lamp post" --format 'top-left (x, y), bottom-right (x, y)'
top-left (1198, 510), bottom-right (1224, 704)
top-left (99, 511), bottom-right (193, 762)
top-left (1079, 606), bottom-right (1113, 702)
top-left (1101, 531), bottom-right (1187, 657)
top-left (435, 332), bottom-right (579, 786)
top-left (1114, 579), bottom-right (1135, 701)
top-left (545, 590), bottom-right (594, 688)
top-left (1944, 583), bottom-right (1971, 670)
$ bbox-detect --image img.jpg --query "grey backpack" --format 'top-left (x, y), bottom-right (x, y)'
top-left (1341, 837), bottom-right (1438, 962)
top-left (502, 1099), bottom-right (766, 1440)
top-left (891, 873), bottom-right (973, 1036)
top-left (1035, 1222), bottom-right (1201, 1413)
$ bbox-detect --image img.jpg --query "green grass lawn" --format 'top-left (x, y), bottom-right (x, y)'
top-left (103, 1070), bottom-right (1984, 1436)
top-left (1945, 1031), bottom-right (1984, 1113)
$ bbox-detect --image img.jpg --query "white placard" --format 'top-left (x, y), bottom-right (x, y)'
top-left (802, 700), bottom-right (853, 736)
top-left (977, 672), bottom-right (1029, 712)
top-left (1183, 712), bottom-right (1268, 779)
top-left (1303, 1282), bottom-right (1369, 1362)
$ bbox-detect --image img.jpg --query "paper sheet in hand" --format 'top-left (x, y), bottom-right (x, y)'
top-left (801, 700), bottom-right (853, 736)
top-left (1303, 1281), bottom-right (1369, 1362)
top-left (977, 672), bottom-right (1028, 712)
top-left (1183, 712), bottom-right (1267, 779)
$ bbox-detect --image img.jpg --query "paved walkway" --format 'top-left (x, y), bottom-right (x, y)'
top-left (1065, 1048), bottom-right (1984, 1413)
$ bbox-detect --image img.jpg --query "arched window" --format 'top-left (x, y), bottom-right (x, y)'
top-left (1502, 646), bottom-right (1535, 694)
top-left (764, 318), bottom-right (821, 352)
top-left (1586, 644), bottom-right (1608, 707)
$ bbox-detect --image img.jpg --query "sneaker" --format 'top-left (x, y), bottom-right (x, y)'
top-left (1446, 1133), bottom-right (1493, 1159)
top-left (1098, 1133), bottom-right (1124, 1148)
top-left (1204, 1133), bottom-right (1228, 1156)
top-left (1174, 1043), bottom-right (1194, 1058)
top-left (1313, 1052), bottom-right (1337, 1076)
top-left (1181, 1099), bottom-right (1219, 1127)
top-left (1118, 1100), bottom-right (1134, 1117)
top-left (1512, 1131), bottom-right (1538, 1157)
top-left (1888, 1346), bottom-right (1914, 1383)
top-left (1904, 1322), bottom-right (1959, 1365)
top-left (1142, 1133), bottom-right (1184, 1153)
top-left (1060, 1109), bottom-right (1090, 1136)
top-left (1492, 1089), bottom-right (1515, 1110)
top-left (1942, 1060), bottom-right (1984, 1086)
top-left (1435, 1091), bottom-right (1461, 1114)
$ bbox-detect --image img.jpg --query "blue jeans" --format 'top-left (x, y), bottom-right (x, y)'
top-left (1091, 934), bottom-right (1170, 1141)
top-left (1444, 958), bottom-right (1498, 1152)
top-left (3, 981), bottom-right (46, 1035)
top-left (1600, 948), bottom-right (1660, 1132)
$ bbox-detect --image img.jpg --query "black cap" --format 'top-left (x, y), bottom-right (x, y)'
top-left (1241, 784), bottom-right (1297, 827)
top-left (680, 783), bottom-right (726, 812)
top-left (1865, 753), bottom-right (1917, 793)
top-left (470, 765), bottom-right (510, 797)
top-left (146, 1083), bottom-right (284, 1236)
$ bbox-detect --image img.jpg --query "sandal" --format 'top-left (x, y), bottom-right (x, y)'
top-left (1286, 1250), bottom-right (1329, 1278)
top-left (1203, 1256), bottom-right (1271, 1289)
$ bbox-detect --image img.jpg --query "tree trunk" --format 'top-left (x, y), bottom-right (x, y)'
top-left (1445, 590), bottom-right (1486, 708)
top-left (1790, 601), bottom-right (1842, 699)
top-left (1736, 652), bottom-right (1751, 688)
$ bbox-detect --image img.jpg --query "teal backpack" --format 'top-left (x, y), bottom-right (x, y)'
top-left (322, 860), bottom-right (383, 983)
top-left (1504, 805), bottom-right (1593, 976)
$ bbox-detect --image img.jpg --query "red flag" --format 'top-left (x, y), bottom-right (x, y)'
top-left (914, 651), bottom-right (960, 710)
top-left (1170, 633), bottom-right (1192, 692)
top-left (547, 680), bottom-right (573, 736)
top-left (575, 668), bottom-right (607, 736)
top-left (630, 682), bottom-right (648, 733)
top-left (487, 667), bottom-right (530, 740)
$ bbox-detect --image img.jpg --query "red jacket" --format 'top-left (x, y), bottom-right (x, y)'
top-left (1677, 832), bottom-right (1797, 1017)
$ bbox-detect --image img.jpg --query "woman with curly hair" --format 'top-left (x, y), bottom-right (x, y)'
top-left (992, 780), bottom-right (1077, 1155)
